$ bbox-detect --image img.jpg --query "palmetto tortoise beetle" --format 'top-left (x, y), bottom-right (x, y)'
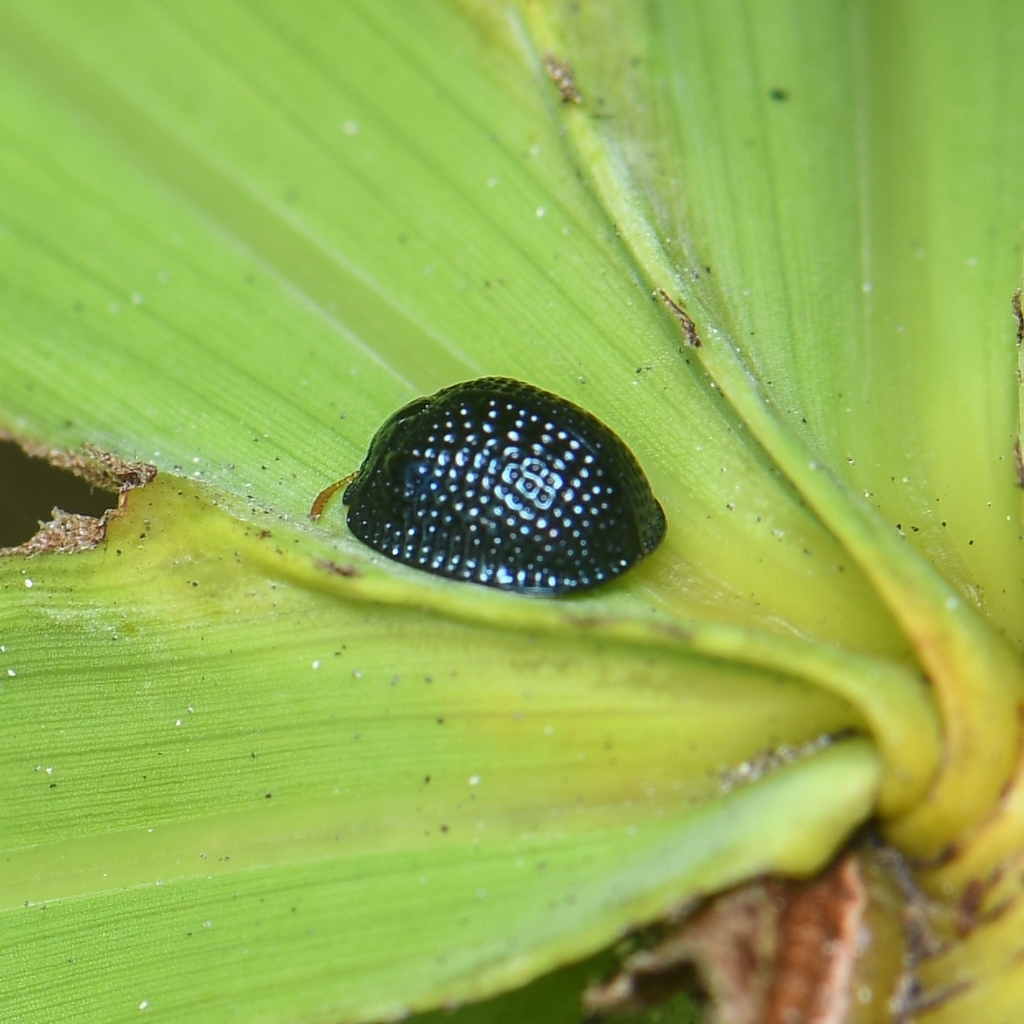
top-left (311, 377), bottom-right (666, 594)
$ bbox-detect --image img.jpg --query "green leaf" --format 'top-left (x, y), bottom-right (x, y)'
top-left (522, 0), bottom-right (1024, 859)
top-left (0, 0), bottom-right (912, 650)
top-left (1, 1), bottom-right (1023, 1021)
top-left (0, 479), bottom-right (879, 1021)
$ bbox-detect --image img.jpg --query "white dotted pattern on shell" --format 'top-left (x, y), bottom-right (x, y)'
top-left (342, 378), bottom-right (666, 593)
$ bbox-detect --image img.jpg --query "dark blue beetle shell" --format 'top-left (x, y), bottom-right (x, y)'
top-left (342, 377), bottom-right (666, 593)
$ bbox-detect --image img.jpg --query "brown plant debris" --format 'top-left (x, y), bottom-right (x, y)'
top-left (0, 437), bottom-right (156, 557)
top-left (583, 855), bottom-right (867, 1024)
top-left (0, 507), bottom-right (114, 556)
top-left (1013, 287), bottom-right (1023, 346)
top-left (1014, 437), bottom-right (1024, 489)
top-left (0, 433), bottom-right (157, 493)
top-left (657, 289), bottom-right (702, 347)
top-left (55, 442), bottom-right (156, 492)
top-left (953, 878), bottom-right (986, 938)
top-left (543, 53), bottom-right (582, 104)
top-left (316, 558), bottom-right (362, 578)
top-left (876, 843), bottom-right (974, 1021)
top-left (872, 845), bottom-right (944, 966)
top-left (717, 735), bottom-right (835, 794)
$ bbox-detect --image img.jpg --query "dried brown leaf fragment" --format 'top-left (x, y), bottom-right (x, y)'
top-left (543, 53), bottom-right (582, 104)
top-left (0, 437), bottom-right (156, 556)
top-left (584, 855), bottom-right (879, 1024)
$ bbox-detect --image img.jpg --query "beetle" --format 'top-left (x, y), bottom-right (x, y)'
top-left (311, 377), bottom-right (666, 594)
